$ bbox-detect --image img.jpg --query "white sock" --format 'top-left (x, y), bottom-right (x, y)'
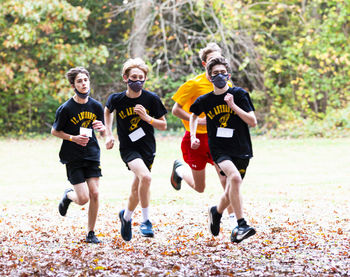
top-left (142, 207), bottom-right (149, 222)
top-left (175, 165), bottom-right (184, 178)
top-left (229, 213), bottom-right (236, 225)
top-left (124, 208), bottom-right (133, 222)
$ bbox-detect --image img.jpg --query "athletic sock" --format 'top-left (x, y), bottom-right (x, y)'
top-left (142, 207), bottom-right (149, 222)
top-left (175, 165), bottom-right (184, 178)
top-left (124, 208), bottom-right (133, 222)
top-left (229, 213), bottom-right (235, 225)
top-left (237, 218), bottom-right (247, 227)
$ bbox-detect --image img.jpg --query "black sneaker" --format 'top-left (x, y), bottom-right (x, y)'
top-left (86, 231), bottom-right (101, 244)
top-left (119, 209), bottom-right (132, 241)
top-left (231, 225), bottom-right (256, 243)
top-left (208, 206), bottom-right (222, 236)
top-left (140, 220), bottom-right (154, 237)
top-left (170, 160), bottom-right (183, 190)
top-left (58, 188), bottom-right (73, 216)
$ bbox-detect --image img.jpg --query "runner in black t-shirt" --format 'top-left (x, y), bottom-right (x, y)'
top-left (104, 58), bottom-right (167, 241)
top-left (190, 57), bottom-right (257, 243)
top-left (51, 67), bottom-right (106, 244)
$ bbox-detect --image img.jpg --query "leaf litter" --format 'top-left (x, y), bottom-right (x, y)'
top-left (0, 196), bottom-right (349, 276)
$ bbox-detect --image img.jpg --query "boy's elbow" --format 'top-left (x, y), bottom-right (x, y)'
top-left (51, 127), bottom-right (56, 135)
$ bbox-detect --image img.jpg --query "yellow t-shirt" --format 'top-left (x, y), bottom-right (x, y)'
top-left (172, 73), bottom-right (232, 134)
top-left (172, 73), bottom-right (212, 134)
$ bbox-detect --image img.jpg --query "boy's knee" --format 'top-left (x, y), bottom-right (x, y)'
top-left (77, 195), bottom-right (89, 205)
top-left (89, 190), bottom-right (99, 201)
top-left (194, 185), bottom-right (205, 193)
top-left (228, 174), bottom-right (242, 187)
top-left (140, 173), bottom-right (152, 184)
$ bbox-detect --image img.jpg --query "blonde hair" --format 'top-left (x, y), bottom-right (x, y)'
top-left (199, 43), bottom-right (222, 62)
top-left (122, 58), bottom-right (149, 77)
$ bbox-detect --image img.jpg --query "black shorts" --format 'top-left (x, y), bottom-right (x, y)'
top-left (215, 155), bottom-right (250, 179)
top-left (120, 150), bottom-right (154, 171)
top-left (66, 160), bottom-right (102, 185)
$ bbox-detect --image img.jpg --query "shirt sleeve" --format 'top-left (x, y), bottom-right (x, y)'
top-left (52, 105), bottom-right (67, 131)
top-left (96, 102), bottom-right (105, 124)
top-left (152, 95), bottom-right (168, 119)
top-left (105, 93), bottom-right (116, 112)
top-left (189, 97), bottom-right (203, 116)
top-left (236, 89), bottom-right (255, 113)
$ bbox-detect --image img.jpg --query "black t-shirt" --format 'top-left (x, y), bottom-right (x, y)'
top-left (105, 89), bottom-right (167, 157)
top-left (190, 87), bottom-right (255, 161)
top-left (52, 97), bottom-right (104, 164)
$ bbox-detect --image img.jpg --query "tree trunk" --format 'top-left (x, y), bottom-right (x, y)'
top-left (129, 0), bottom-right (153, 58)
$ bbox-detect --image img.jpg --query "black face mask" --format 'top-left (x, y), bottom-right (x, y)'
top-left (74, 88), bottom-right (90, 99)
top-left (211, 74), bottom-right (229, 89)
top-left (128, 79), bottom-right (145, 92)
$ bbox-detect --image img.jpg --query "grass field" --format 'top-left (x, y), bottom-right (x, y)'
top-left (0, 135), bottom-right (349, 275)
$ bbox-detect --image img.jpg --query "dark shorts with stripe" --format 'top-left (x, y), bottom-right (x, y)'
top-left (215, 155), bottom-right (250, 179)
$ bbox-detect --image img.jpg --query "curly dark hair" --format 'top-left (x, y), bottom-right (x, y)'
top-left (66, 67), bottom-right (90, 85)
top-left (206, 56), bottom-right (231, 76)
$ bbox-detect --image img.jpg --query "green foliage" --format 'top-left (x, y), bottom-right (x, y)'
top-left (1, 0), bottom-right (349, 137)
top-left (264, 105), bottom-right (350, 138)
top-left (246, 0), bottom-right (350, 132)
top-left (66, 0), bottom-right (131, 102)
top-left (0, 0), bottom-right (108, 135)
top-left (145, 67), bottom-right (192, 131)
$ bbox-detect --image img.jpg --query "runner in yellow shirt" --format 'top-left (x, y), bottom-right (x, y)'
top-left (170, 43), bottom-right (235, 222)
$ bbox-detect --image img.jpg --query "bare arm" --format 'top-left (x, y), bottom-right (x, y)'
top-left (236, 110), bottom-right (257, 127)
top-left (134, 104), bottom-right (167, 131)
top-left (172, 102), bottom-right (206, 125)
top-left (150, 115), bottom-right (167, 131)
top-left (172, 102), bottom-right (190, 121)
top-left (104, 107), bottom-right (115, 149)
top-left (51, 128), bottom-right (89, 147)
top-left (189, 113), bottom-right (200, 149)
top-left (224, 94), bottom-right (257, 127)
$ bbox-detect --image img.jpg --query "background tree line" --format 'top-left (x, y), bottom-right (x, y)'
top-left (1, 0), bottom-right (349, 137)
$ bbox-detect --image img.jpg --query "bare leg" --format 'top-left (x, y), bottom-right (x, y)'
top-left (216, 160), bottom-right (244, 219)
top-left (127, 158), bottom-right (152, 208)
top-left (214, 164), bottom-right (235, 215)
top-left (86, 177), bottom-right (99, 232)
top-left (127, 175), bottom-right (140, 211)
top-left (175, 162), bottom-right (206, 193)
top-left (127, 158), bottom-right (154, 237)
top-left (190, 168), bottom-right (206, 193)
top-left (68, 182), bottom-right (89, 205)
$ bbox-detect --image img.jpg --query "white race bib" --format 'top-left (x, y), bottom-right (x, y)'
top-left (80, 127), bottom-right (93, 137)
top-left (129, 127), bottom-right (146, 142)
top-left (216, 127), bottom-right (234, 138)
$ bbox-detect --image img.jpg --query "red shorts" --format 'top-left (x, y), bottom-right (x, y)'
top-left (181, 131), bottom-right (214, 170)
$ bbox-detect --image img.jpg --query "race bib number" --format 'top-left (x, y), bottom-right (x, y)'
top-left (216, 127), bottom-right (234, 138)
top-left (80, 127), bottom-right (93, 137)
top-left (129, 127), bottom-right (146, 142)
